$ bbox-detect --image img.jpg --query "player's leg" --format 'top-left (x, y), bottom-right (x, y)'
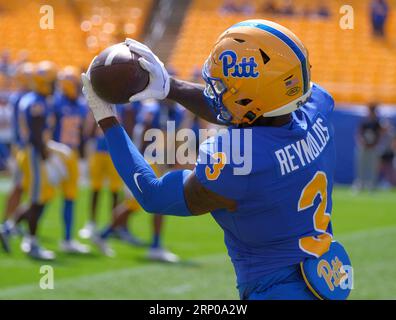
top-left (113, 195), bottom-right (144, 246)
top-left (0, 185), bottom-right (24, 252)
top-left (24, 203), bottom-right (55, 261)
top-left (24, 148), bottom-right (56, 260)
top-left (93, 202), bottom-right (131, 257)
top-left (2, 185), bottom-right (23, 222)
top-left (60, 151), bottom-right (90, 253)
top-left (3, 148), bottom-right (25, 221)
top-left (93, 196), bottom-right (144, 255)
top-left (0, 148), bottom-right (29, 240)
top-left (146, 164), bottom-right (179, 263)
top-left (107, 153), bottom-right (137, 240)
top-left (147, 214), bottom-right (179, 263)
top-left (107, 152), bottom-right (122, 212)
top-left (0, 148), bottom-right (35, 253)
top-left (0, 203), bottom-right (31, 253)
top-left (79, 152), bottom-right (104, 239)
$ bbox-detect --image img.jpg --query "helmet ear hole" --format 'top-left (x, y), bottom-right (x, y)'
top-left (259, 49), bottom-right (270, 65)
top-left (244, 111), bottom-right (257, 122)
top-left (235, 98), bottom-right (252, 106)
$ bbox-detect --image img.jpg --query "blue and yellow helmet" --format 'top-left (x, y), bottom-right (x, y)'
top-left (203, 19), bottom-right (312, 124)
top-left (58, 66), bottom-right (80, 100)
top-left (32, 61), bottom-right (58, 96)
top-left (14, 62), bottom-right (35, 90)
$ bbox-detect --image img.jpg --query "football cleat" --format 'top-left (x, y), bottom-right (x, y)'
top-left (60, 240), bottom-right (91, 254)
top-left (79, 222), bottom-right (96, 240)
top-left (203, 19), bottom-right (312, 124)
top-left (147, 247), bottom-right (180, 263)
top-left (28, 244), bottom-right (56, 261)
top-left (0, 225), bottom-right (10, 253)
top-left (92, 235), bottom-right (115, 257)
top-left (115, 227), bottom-right (146, 247)
top-left (20, 236), bottom-right (31, 253)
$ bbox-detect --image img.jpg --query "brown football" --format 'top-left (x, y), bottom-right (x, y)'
top-left (90, 43), bottom-right (149, 104)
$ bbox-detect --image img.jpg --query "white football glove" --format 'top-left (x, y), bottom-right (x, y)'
top-left (81, 58), bottom-right (117, 123)
top-left (125, 38), bottom-right (170, 102)
top-left (44, 153), bottom-right (67, 186)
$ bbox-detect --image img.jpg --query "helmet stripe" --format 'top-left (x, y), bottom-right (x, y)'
top-left (231, 21), bottom-right (309, 94)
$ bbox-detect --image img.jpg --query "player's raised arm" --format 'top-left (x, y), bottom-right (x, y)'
top-left (81, 71), bottom-right (236, 217)
top-left (125, 39), bottom-right (219, 124)
top-left (167, 78), bottom-right (219, 124)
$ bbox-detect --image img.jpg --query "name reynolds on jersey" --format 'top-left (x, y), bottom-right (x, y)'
top-left (275, 117), bottom-right (330, 176)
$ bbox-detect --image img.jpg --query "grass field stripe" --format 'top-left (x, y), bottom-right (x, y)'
top-left (1, 225), bottom-right (396, 299)
top-left (0, 253), bottom-right (230, 298)
top-left (336, 224), bottom-right (396, 240)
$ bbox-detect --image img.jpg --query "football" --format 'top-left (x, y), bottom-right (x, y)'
top-left (90, 43), bottom-right (150, 104)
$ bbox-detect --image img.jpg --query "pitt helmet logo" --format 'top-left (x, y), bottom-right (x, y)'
top-left (219, 50), bottom-right (259, 78)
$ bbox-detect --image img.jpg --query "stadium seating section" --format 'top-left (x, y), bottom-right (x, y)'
top-left (170, 0), bottom-right (396, 104)
top-left (0, 0), bottom-right (395, 104)
top-left (0, 0), bottom-right (152, 68)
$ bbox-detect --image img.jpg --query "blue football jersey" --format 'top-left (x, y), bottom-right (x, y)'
top-left (52, 92), bottom-right (88, 148)
top-left (9, 90), bottom-right (28, 146)
top-left (137, 100), bottom-right (185, 130)
top-left (117, 101), bottom-right (142, 124)
top-left (18, 91), bottom-right (53, 148)
top-left (195, 84), bottom-right (336, 286)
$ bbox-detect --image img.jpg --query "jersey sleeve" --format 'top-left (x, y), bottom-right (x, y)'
top-left (195, 134), bottom-right (249, 201)
top-left (303, 83), bottom-right (335, 119)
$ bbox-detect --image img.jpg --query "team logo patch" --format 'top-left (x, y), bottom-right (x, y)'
top-left (301, 241), bottom-right (353, 300)
top-left (286, 87), bottom-right (301, 96)
top-left (219, 50), bottom-right (259, 78)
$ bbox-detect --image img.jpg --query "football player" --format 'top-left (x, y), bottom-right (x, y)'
top-left (82, 20), bottom-right (351, 300)
top-left (0, 62), bottom-right (34, 252)
top-left (52, 66), bottom-right (90, 253)
top-left (6, 61), bottom-right (65, 260)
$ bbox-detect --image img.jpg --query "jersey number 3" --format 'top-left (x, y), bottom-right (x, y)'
top-left (298, 171), bottom-right (332, 257)
top-left (205, 152), bottom-right (227, 181)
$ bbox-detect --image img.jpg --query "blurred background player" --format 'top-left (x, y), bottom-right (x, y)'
top-left (78, 113), bottom-right (123, 240)
top-left (353, 103), bottom-right (385, 191)
top-left (0, 61), bottom-right (64, 260)
top-left (52, 66), bottom-right (90, 254)
top-left (0, 62), bottom-right (34, 251)
top-left (93, 99), bottom-right (181, 262)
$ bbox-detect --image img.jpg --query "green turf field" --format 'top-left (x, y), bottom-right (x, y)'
top-left (0, 186), bottom-right (395, 300)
